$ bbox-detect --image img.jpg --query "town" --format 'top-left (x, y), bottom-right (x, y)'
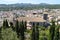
top-left (0, 8), bottom-right (59, 40)
top-left (0, 9), bottom-right (60, 28)
top-left (0, 0), bottom-right (60, 40)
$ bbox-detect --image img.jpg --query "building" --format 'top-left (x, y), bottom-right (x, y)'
top-left (17, 17), bottom-right (49, 29)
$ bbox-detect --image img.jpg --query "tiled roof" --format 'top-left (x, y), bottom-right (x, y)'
top-left (17, 17), bottom-right (46, 22)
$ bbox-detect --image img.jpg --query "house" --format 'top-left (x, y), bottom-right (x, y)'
top-left (17, 17), bottom-right (49, 29)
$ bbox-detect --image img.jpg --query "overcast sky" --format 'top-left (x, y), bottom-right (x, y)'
top-left (0, 0), bottom-right (60, 4)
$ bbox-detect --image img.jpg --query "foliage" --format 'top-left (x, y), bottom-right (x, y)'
top-left (19, 20), bottom-right (25, 40)
top-left (0, 19), bottom-right (60, 40)
top-left (55, 25), bottom-right (59, 40)
top-left (15, 20), bottom-right (20, 37)
top-left (3, 19), bottom-right (9, 28)
top-left (31, 23), bottom-right (39, 40)
top-left (9, 22), bottom-right (15, 31)
top-left (49, 20), bottom-right (55, 40)
top-left (1, 28), bottom-right (19, 40)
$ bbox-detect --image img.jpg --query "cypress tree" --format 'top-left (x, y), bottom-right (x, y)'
top-left (10, 22), bottom-right (15, 31)
top-left (3, 20), bottom-right (5, 27)
top-left (24, 21), bottom-right (27, 31)
top-left (5, 20), bottom-right (9, 27)
top-left (31, 23), bottom-right (35, 40)
top-left (31, 23), bottom-right (39, 40)
top-left (20, 20), bottom-right (25, 40)
top-left (35, 23), bottom-right (39, 40)
top-left (15, 20), bottom-right (19, 37)
top-left (49, 20), bottom-right (55, 40)
top-left (55, 25), bottom-right (59, 40)
top-left (0, 27), bottom-right (2, 40)
top-left (3, 19), bottom-right (9, 28)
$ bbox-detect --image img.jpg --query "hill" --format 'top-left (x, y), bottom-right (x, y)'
top-left (0, 3), bottom-right (60, 11)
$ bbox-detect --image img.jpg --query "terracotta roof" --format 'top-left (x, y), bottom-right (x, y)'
top-left (17, 17), bottom-right (46, 22)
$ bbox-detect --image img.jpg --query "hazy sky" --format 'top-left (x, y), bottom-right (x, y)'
top-left (0, 0), bottom-right (60, 4)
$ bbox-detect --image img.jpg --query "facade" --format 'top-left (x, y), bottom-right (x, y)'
top-left (17, 17), bottom-right (49, 29)
top-left (0, 9), bottom-right (59, 27)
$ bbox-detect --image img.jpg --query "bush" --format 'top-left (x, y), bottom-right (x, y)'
top-left (1, 28), bottom-right (19, 40)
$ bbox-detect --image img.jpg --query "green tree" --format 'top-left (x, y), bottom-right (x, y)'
top-left (10, 22), bottom-right (15, 31)
top-left (15, 20), bottom-right (26, 40)
top-left (0, 27), bottom-right (2, 40)
top-left (15, 20), bottom-right (20, 37)
top-left (1, 28), bottom-right (19, 40)
top-left (24, 21), bottom-right (27, 31)
top-left (55, 25), bottom-right (59, 40)
top-left (31, 23), bottom-right (39, 40)
top-left (31, 23), bottom-right (35, 40)
top-left (3, 19), bottom-right (9, 28)
top-left (19, 20), bottom-right (25, 40)
top-left (35, 23), bottom-right (39, 40)
top-left (49, 20), bottom-right (55, 40)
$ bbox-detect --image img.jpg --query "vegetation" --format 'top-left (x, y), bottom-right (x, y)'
top-left (31, 23), bottom-right (39, 40)
top-left (49, 20), bottom-right (55, 40)
top-left (0, 19), bottom-right (60, 40)
top-left (1, 28), bottom-right (19, 40)
top-left (1, 3), bottom-right (60, 11)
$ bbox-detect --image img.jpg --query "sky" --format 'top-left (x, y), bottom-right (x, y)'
top-left (0, 0), bottom-right (60, 4)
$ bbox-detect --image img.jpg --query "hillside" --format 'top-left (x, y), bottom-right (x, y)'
top-left (0, 3), bottom-right (60, 11)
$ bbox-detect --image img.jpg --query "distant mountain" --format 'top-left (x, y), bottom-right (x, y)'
top-left (40, 3), bottom-right (50, 5)
top-left (0, 3), bottom-right (50, 7)
top-left (0, 3), bottom-right (60, 11)
top-left (0, 4), bottom-right (7, 7)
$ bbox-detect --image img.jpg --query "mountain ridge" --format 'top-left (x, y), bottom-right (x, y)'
top-left (0, 3), bottom-right (60, 11)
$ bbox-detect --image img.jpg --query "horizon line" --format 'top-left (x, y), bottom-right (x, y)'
top-left (0, 3), bottom-right (60, 5)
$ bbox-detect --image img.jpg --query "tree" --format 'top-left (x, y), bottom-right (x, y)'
top-left (31, 23), bottom-right (39, 40)
top-left (31, 23), bottom-right (36, 40)
top-left (15, 20), bottom-right (20, 37)
top-left (15, 20), bottom-right (26, 40)
top-left (35, 23), bottom-right (39, 40)
top-left (55, 25), bottom-right (59, 40)
top-left (49, 20), bottom-right (55, 40)
top-left (3, 19), bottom-right (9, 28)
top-left (19, 20), bottom-right (25, 40)
top-left (10, 22), bottom-right (15, 31)
top-left (24, 21), bottom-right (27, 31)
top-left (1, 28), bottom-right (19, 40)
top-left (0, 27), bottom-right (2, 40)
